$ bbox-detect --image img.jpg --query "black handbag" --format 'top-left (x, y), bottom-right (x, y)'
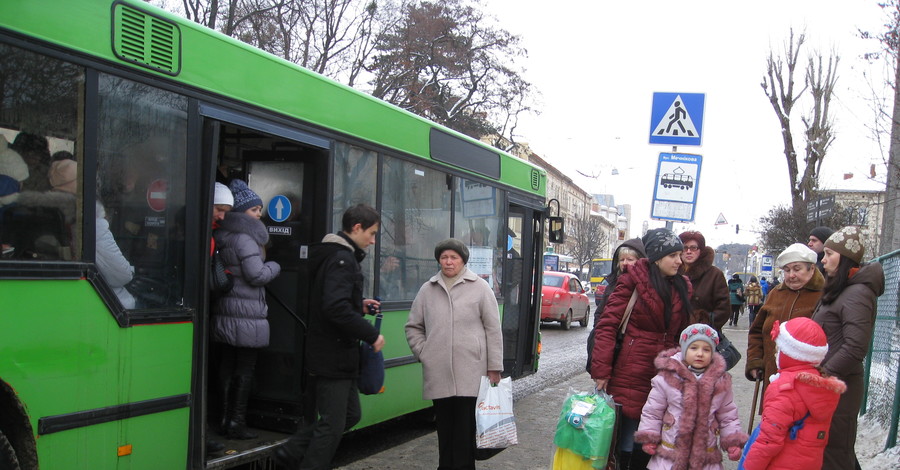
top-left (210, 248), bottom-right (233, 297)
top-left (358, 303), bottom-right (385, 395)
top-left (716, 329), bottom-right (742, 371)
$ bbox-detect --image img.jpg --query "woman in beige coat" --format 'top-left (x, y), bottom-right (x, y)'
top-left (406, 238), bottom-right (503, 470)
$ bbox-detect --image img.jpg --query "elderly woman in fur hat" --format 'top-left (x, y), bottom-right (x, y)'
top-left (406, 238), bottom-right (503, 470)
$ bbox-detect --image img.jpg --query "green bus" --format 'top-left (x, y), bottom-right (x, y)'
top-left (0, 1), bottom-right (548, 468)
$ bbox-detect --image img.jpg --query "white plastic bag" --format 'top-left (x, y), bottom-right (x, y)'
top-left (475, 376), bottom-right (518, 449)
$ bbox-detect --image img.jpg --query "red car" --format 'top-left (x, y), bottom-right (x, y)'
top-left (540, 271), bottom-right (591, 330)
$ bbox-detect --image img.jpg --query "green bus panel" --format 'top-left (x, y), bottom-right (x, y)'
top-left (0, 280), bottom-right (193, 469)
top-left (0, 0), bottom-right (544, 197)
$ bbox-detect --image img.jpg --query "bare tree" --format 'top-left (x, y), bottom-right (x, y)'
top-left (760, 29), bottom-right (840, 245)
top-left (366, 0), bottom-right (533, 141)
top-left (757, 201), bottom-right (847, 255)
top-left (567, 217), bottom-right (609, 278)
top-left (761, 29), bottom-right (839, 211)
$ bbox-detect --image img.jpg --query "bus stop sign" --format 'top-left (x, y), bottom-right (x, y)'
top-left (651, 152), bottom-right (702, 222)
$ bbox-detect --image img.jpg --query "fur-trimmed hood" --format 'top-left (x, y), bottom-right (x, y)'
top-left (219, 211), bottom-right (269, 246)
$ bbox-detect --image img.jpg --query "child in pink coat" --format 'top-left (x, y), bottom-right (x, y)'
top-left (741, 317), bottom-right (846, 469)
top-left (635, 323), bottom-right (747, 469)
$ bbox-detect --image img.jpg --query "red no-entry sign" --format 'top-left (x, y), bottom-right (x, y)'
top-left (147, 178), bottom-right (167, 212)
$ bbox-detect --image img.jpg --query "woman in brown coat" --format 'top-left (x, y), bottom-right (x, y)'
top-left (678, 231), bottom-right (730, 330)
top-left (745, 243), bottom-right (824, 395)
top-left (812, 226), bottom-right (885, 470)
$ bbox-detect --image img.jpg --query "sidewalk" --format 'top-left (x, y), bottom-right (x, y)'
top-left (337, 323), bottom-right (755, 470)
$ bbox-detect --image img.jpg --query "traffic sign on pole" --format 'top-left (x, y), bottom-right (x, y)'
top-left (649, 92), bottom-right (705, 146)
top-left (651, 152), bottom-right (702, 222)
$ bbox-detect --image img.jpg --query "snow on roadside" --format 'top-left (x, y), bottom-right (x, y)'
top-left (856, 414), bottom-right (900, 468)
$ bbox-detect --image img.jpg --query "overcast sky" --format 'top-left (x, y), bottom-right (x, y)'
top-left (482, 0), bottom-right (891, 248)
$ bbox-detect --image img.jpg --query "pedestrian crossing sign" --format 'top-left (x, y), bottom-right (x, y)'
top-left (649, 92), bottom-right (705, 146)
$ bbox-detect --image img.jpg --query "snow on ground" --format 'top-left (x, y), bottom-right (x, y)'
top-left (857, 414), bottom-right (900, 468)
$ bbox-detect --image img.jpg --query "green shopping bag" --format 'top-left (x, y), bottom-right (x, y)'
top-left (553, 389), bottom-right (617, 469)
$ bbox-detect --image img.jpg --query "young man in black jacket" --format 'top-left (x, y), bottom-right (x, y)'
top-left (276, 204), bottom-right (385, 469)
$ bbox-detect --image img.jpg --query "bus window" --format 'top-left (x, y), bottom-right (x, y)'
top-left (454, 178), bottom-right (503, 296)
top-left (97, 74), bottom-right (187, 309)
top-left (0, 44), bottom-right (83, 261)
top-left (379, 155), bottom-right (451, 301)
top-left (333, 142), bottom-right (377, 297)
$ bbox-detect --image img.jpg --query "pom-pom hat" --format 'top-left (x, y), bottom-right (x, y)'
top-left (679, 323), bottom-right (719, 352)
top-left (771, 317), bottom-right (828, 369)
top-left (229, 179), bottom-right (263, 213)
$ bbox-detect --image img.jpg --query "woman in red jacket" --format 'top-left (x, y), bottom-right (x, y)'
top-left (591, 228), bottom-right (692, 470)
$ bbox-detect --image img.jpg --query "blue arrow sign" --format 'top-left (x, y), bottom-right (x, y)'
top-left (267, 195), bottom-right (292, 222)
top-left (649, 92), bottom-right (705, 146)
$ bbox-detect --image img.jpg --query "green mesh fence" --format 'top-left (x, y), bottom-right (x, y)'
top-left (862, 250), bottom-right (900, 449)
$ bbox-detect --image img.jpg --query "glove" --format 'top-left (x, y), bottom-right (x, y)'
top-left (642, 443), bottom-right (657, 455)
top-left (727, 446), bottom-right (742, 461)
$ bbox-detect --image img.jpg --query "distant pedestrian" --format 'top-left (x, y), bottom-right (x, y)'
top-left (742, 318), bottom-right (846, 470)
top-left (744, 276), bottom-right (763, 326)
top-left (635, 323), bottom-right (747, 469)
top-left (727, 274), bottom-right (744, 326)
top-left (812, 226), bottom-right (884, 470)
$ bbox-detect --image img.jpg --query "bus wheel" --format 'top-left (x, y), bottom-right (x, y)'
top-left (561, 310), bottom-right (572, 330)
top-left (0, 429), bottom-right (20, 470)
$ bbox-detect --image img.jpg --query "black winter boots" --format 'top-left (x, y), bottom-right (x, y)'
top-left (222, 375), bottom-right (258, 440)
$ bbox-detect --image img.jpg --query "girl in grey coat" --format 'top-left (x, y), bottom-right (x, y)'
top-left (212, 179), bottom-right (280, 439)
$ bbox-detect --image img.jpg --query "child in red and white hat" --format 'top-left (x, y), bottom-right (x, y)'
top-left (741, 317), bottom-right (846, 470)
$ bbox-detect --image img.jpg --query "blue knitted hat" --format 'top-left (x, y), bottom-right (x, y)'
top-left (229, 179), bottom-right (263, 213)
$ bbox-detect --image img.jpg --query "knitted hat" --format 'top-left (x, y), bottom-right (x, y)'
top-left (809, 226), bottom-right (834, 244)
top-left (434, 238), bottom-right (469, 264)
top-left (772, 317), bottom-right (828, 369)
top-left (775, 243), bottom-right (817, 268)
top-left (229, 179), bottom-right (262, 213)
top-left (0, 136), bottom-right (29, 182)
top-left (678, 231), bottom-right (706, 250)
top-left (824, 226), bottom-right (865, 264)
top-left (642, 228), bottom-right (683, 263)
top-left (49, 159), bottom-right (77, 194)
top-left (213, 182), bottom-right (234, 207)
top-left (679, 323), bottom-right (719, 352)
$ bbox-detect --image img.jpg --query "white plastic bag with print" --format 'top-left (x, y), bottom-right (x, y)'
top-left (475, 376), bottom-right (518, 449)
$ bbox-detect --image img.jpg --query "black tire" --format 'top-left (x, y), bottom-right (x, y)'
top-left (0, 429), bottom-right (20, 470)
top-left (561, 310), bottom-right (572, 330)
top-left (579, 307), bottom-right (590, 327)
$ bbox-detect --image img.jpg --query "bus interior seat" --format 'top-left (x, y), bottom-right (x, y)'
top-left (0, 204), bottom-right (71, 260)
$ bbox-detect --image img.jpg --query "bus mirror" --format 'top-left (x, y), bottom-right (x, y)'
top-left (548, 216), bottom-right (565, 244)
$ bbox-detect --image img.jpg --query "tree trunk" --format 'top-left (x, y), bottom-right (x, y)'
top-left (881, 53), bottom-right (900, 255)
